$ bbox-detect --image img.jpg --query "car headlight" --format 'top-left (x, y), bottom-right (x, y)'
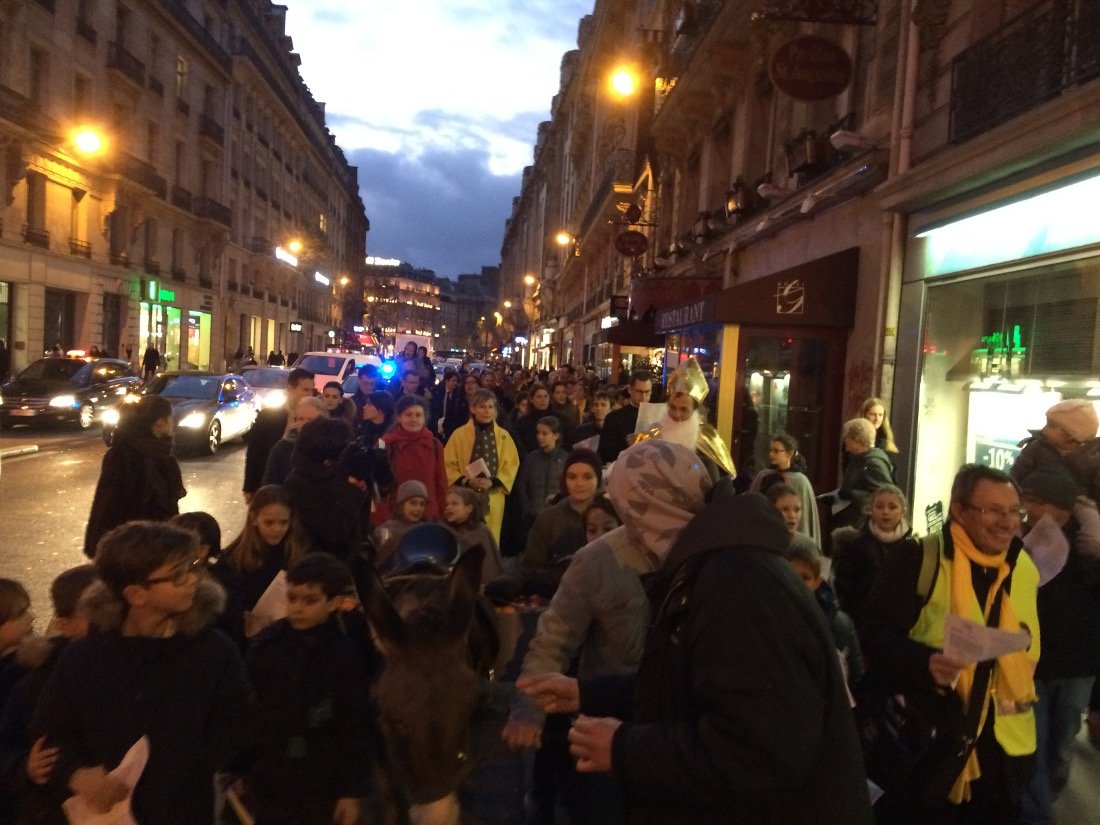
top-left (178, 411), bottom-right (208, 429)
top-left (262, 390), bottom-right (286, 409)
top-left (101, 408), bottom-right (120, 426)
top-left (48, 394), bottom-right (78, 408)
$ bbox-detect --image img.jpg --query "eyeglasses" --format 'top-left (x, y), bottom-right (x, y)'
top-left (143, 557), bottom-right (204, 586)
top-left (963, 504), bottom-right (1027, 522)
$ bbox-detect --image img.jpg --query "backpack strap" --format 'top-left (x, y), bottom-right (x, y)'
top-left (916, 532), bottom-right (942, 608)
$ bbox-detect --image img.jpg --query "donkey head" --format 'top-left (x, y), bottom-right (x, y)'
top-left (367, 543), bottom-right (487, 807)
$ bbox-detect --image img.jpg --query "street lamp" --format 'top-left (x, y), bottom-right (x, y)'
top-left (524, 274), bottom-right (537, 287)
top-left (609, 66), bottom-right (638, 98)
top-left (71, 126), bottom-right (107, 156)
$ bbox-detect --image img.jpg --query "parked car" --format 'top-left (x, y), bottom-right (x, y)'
top-left (0, 357), bottom-right (141, 430)
top-left (103, 372), bottom-right (257, 454)
top-left (292, 351), bottom-right (381, 392)
top-left (239, 366), bottom-right (291, 410)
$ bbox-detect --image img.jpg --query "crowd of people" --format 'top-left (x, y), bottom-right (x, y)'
top-left (0, 343), bottom-right (1098, 825)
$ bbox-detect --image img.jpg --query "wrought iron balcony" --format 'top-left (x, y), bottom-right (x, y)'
top-left (144, 259), bottom-right (161, 276)
top-left (198, 275), bottom-right (214, 289)
top-left (199, 114), bottom-right (224, 145)
top-left (171, 265), bottom-right (187, 281)
top-left (114, 153), bottom-right (167, 199)
top-left (148, 76), bottom-right (165, 97)
top-left (176, 97), bottom-right (190, 116)
top-left (107, 42), bottom-right (145, 86)
top-left (249, 236), bottom-right (271, 254)
top-left (109, 251), bottom-right (130, 267)
top-left (76, 18), bottom-right (97, 44)
top-left (69, 238), bottom-right (92, 258)
top-left (160, 0), bottom-right (231, 71)
top-left (193, 196), bottom-right (232, 227)
top-left (950, 0), bottom-right (1100, 143)
top-left (170, 185), bottom-right (192, 210)
top-left (22, 225), bottom-right (50, 248)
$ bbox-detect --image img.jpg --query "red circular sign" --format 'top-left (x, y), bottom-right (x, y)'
top-left (615, 230), bottom-right (649, 257)
top-left (769, 36), bottom-right (852, 102)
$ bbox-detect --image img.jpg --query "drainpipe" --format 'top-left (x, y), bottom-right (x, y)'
top-left (875, 0), bottom-right (920, 404)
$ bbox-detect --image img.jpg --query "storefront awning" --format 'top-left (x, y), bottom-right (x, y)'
top-left (592, 320), bottom-right (665, 347)
top-left (655, 247), bottom-right (859, 333)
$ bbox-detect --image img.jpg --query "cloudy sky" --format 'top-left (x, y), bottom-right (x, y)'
top-left (282, 1), bottom-right (594, 279)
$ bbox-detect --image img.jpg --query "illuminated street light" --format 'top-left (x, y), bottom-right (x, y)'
top-left (609, 66), bottom-right (638, 97)
top-left (339, 275), bottom-right (350, 286)
top-left (554, 230), bottom-right (574, 247)
top-left (287, 239), bottom-right (304, 255)
top-left (72, 127), bottom-right (105, 156)
top-left (503, 300), bottom-right (512, 309)
top-left (524, 274), bottom-right (537, 287)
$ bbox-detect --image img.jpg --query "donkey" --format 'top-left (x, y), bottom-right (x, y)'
top-left (365, 542), bottom-right (517, 825)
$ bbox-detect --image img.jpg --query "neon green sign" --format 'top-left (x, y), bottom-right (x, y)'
top-left (158, 288), bottom-right (175, 302)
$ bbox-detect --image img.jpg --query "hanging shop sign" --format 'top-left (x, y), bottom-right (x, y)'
top-left (770, 35), bottom-right (852, 101)
top-left (614, 230), bottom-right (649, 257)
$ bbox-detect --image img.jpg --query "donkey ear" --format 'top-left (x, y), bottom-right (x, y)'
top-left (446, 544), bottom-right (485, 631)
top-left (363, 569), bottom-right (405, 651)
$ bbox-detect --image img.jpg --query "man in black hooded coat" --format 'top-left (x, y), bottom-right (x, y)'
top-left (557, 483), bottom-right (873, 824)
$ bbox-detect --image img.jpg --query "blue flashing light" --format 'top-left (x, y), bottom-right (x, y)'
top-left (379, 360), bottom-right (397, 379)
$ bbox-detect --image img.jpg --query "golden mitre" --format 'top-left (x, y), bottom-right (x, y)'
top-left (667, 357), bottom-right (709, 405)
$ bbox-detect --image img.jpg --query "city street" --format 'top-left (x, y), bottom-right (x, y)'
top-left (0, 425), bottom-right (1097, 822)
top-left (0, 424), bottom-right (249, 619)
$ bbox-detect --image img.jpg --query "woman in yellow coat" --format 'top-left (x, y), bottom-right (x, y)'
top-left (444, 388), bottom-right (520, 547)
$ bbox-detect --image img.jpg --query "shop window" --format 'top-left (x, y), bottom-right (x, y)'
top-left (912, 258), bottom-right (1100, 524)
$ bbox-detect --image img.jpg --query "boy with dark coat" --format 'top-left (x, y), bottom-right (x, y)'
top-left (29, 522), bottom-right (256, 825)
top-left (241, 554), bottom-right (375, 824)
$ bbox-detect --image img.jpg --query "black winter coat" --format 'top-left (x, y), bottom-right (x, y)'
top-left (244, 407), bottom-right (289, 495)
top-left (835, 447), bottom-right (894, 529)
top-left (83, 433), bottom-right (185, 557)
top-left (244, 618), bottom-right (375, 804)
top-left (29, 580), bottom-right (256, 825)
top-left (597, 404), bottom-right (640, 464)
top-left (283, 456), bottom-right (368, 559)
top-left (832, 525), bottom-right (918, 630)
top-left (606, 486), bottom-right (873, 825)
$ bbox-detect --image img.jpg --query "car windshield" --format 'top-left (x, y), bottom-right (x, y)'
top-left (296, 355), bottom-right (346, 374)
top-left (240, 368), bottom-right (287, 388)
top-left (155, 375), bottom-right (220, 400)
top-left (18, 359), bottom-right (88, 382)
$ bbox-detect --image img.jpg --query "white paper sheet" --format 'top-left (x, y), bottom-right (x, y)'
top-left (632, 402), bottom-right (664, 435)
top-left (942, 613), bottom-right (1031, 663)
top-left (573, 434), bottom-right (600, 454)
top-left (1023, 513), bottom-right (1070, 585)
top-left (465, 458), bottom-right (491, 480)
top-left (63, 736), bottom-right (149, 825)
top-left (247, 570), bottom-right (287, 637)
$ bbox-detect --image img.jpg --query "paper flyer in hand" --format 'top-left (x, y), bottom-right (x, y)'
top-left (1022, 513), bottom-right (1070, 585)
top-left (573, 434), bottom-right (600, 454)
top-left (942, 613), bottom-right (1031, 663)
top-left (632, 402), bottom-right (664, 435)
top-left (63, 736), bottom-right (149, 825)
top-left (465, 458), bottom-right (491, 480)
top-left (248, 570), bottom-right (287, 637)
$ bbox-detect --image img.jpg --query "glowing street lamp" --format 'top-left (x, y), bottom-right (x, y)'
top-left (609, 66), bottom-right (638, 97)
top-left (524, 274), bottom-right (537, 287)
top-left (338, 275), bottom-right (350, 287)
top-left (287, 239), bottom-right (304, 255)
top-left (71, 126), bottom-right (106, 156)
top-left (554, 230), bottom-right (574, 247)
top-left (503, 300), bottom-right (512, 309)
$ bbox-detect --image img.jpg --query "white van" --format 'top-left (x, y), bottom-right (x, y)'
top-left (292, 351), bottom-right (381, 392)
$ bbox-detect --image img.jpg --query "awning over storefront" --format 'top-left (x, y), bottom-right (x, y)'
top-left (592, 319), bottom-right (664, 347)
top-left (655, 247), bottom-right (859, 333)
top-left (631, 275), bottom-right (722, 323)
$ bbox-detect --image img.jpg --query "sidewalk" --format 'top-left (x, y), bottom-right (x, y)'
top-left (0, 434), bottom-right (41, 459)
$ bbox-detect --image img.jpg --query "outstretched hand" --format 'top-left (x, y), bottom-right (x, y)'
top-left (516, 672), bottom-right (580, 714)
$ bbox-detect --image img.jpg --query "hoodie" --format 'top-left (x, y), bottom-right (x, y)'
top-left (605, 484), bottom-right (873, 825)
top-left (29, 578), bottom-right (256, 825)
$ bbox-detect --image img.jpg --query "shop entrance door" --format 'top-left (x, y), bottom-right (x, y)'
top-left (732, 327), bottom-right (847, 492)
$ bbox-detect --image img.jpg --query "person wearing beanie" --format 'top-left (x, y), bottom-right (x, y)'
top-left (1017, 463), bottom-right (1100, 824)
top-left (1012, 398), bottom-right (1100, 503)
top-left (373, 480), bottom-right (430, 572)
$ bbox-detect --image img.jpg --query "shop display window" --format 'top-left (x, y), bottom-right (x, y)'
top-left (912, 257), bottom-right (1100, 529)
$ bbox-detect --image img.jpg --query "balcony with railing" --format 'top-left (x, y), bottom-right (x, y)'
top-left (161, 0), bottom-right (231, 71)
top-left (69, 238), bottom-right (92, 258)
top-left (249, 236), bottom-right (271, 254)
top-left (193, 196), bottom-right (232, 227)
top-left (22, 225), bottom-right (50, 249)
top-left (107, 41), bottom-right (145, 86)
top-left (171, 185), bottom-right (193, 210)
top-left (114, 153), bottom-right (167, 199)
top-left (199, 114), bottom-right (224, 146)
top-left (198, 274), bottom-right (214, 289)
top-left (171, 265), bottom-right (186, 281)
top-left (176, 97), bottom-right (190, 116)
top-left (950, 0), bottom-right (1100, 143)
top-left (148, 75), bottom-right (165, 96)
top-left (76, 17), bottom-right (97, 44)
top-left (144, 259), bottom-right (161, 276)
top-left (109, 250), bottom-right (130, 267)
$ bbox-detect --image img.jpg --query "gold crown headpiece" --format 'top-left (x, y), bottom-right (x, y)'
top-left (667, 357), bottom-right (708, 405)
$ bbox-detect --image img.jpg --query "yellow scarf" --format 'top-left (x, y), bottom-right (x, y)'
top-left (948, 522), bottom-right (1037, 803)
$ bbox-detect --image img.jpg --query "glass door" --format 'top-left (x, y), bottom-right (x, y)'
top-left (733, 327), bottom-right (847, 492)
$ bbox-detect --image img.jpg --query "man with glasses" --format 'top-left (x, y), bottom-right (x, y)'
top-left (30, 521), bottom-right (255, 823)
top-left (862, 464), bottom-right (1041, 822)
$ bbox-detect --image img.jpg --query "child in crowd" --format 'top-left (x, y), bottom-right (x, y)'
top-left (442, 486), bottom-right (504, 583)
top-left (0, 565), bottom-right (98, 824)
top-left (223, 485), bottom-right (311, 637)
top-left (0, 580), bottom-right (33, 708)
top-left (1012, 398), bottom-right (1100, 502)
top-left (584, 496), bottom-right (623, 543)
top-left (515, 416), bottom-right (569, 527)
top-left (831, 484), bottom-right (917, 629)
top-left (766, 483), bottom-right (805, 538)
top-left (30, 521), bottom-right (255, 824)
top-left (373, 480), bottom-right (430, 573)
top-left (171, 511), bottom-right (245, 649)
top-left (241, 553), bottom-right (374, 825)
top-left (784, 540), bottom-right (863, 689)
top-left (380, 396), bottom-right (449, 523)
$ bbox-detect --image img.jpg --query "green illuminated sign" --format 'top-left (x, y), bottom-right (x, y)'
top-left (158, 288), bottom-right (175, 302)
top-left (146, 279), bottom-right (158, 301)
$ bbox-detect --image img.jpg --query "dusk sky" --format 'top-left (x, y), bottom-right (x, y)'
top-left (282, 1), bottom-right (594, 279)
